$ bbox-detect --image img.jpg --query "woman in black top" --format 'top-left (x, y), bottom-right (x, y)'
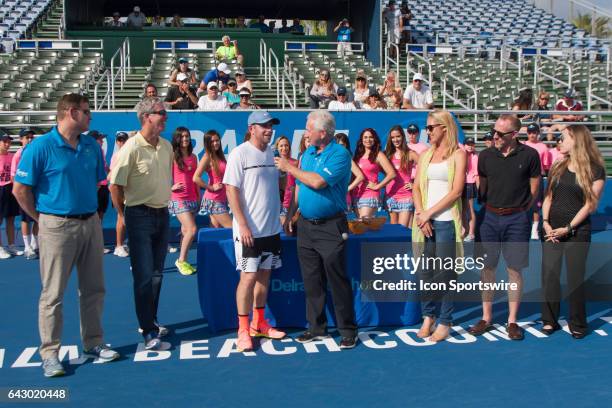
top-left (541, 124), bottom-right (606, 338)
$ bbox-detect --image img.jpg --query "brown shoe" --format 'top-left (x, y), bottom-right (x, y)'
top-left (467, 320), bottom-right (492, 336)
top-left (506, 323), bottom-right (524, 340)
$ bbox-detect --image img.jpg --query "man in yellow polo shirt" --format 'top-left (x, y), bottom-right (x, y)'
top-left (109, 97), bottom-right (173, 351)
top-left (216, 35), bottom-right (244, 66)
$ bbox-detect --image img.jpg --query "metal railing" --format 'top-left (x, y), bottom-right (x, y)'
top-left (153, 39), bottom-right (216, 54)
top-left (100, 38), bottom-right (131, 110)
top-left (588, 74), bottom-right (612, 110)
top-left (268, 48), bottom-right (281, 107)
top-left (58, 14), bottom-right (64, 39)
top-left (284, 41), bottom-right (365, 54)
top-left (93, 69), bottom-right (111, 110)
top-left (260, 39), bottom-right (268, 81)
top-left (534, 54), bottom-right (573, 90)
top-left (15, 39), bottom-right (103, 56)
top-left (384, 42), bottom-right (400, 80)
top-left (406, 51), bottom-right (433, 87)
top-left (442, 73), bottom-right (479, 133)
top-left (281, 69), bottom-right (297, 109)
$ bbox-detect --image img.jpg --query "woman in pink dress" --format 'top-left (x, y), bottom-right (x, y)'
top-left (194, 130), bottom-right (231, 229)
top-left (384, 125), bottom-right (418, 227)
top-left (462, 137), bottom-right (479, 241)
top-left (276, 136), bottom-right (298, 225)
top-left (353, 128), bottom-right (396, 218)
top-left (169, 127), bottom-right (200, 275)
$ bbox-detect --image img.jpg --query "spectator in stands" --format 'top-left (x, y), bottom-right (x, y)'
top-left (541, 125), bottom-right (605, 339)
top-left (279, 19), bottom-right (292, 33)
top-left (107, 12), bottom-right (125, 28)
top-left (151, 15), bottom-right (165, 27)
top-left (309, 69), bottom-right (338, 109)
top-left (328, 87), bottom-right (357, 111)
top-left (235, 69), bottom-right (252, 91)
top-left (353, 128), bottom-right (396, 218)
top-left (169, 127), bottom-right (199, 275)
top-left (231, 87), bottom-right (260, 110)
top-left (216, 35), bottom-right (244, 66)
top-left (334, 18), bottom-right (354, 57)
top-left (10, 128), bottom-right (38, 260)
top-left (402, 72), bottom-right (433, 110)
top-left (165, 73), bottom-right (198, 110)
top-left (268, 21), bottom-right (277, 33)
top-left (127, 6), bottom-right (146, 28)
top-left (194, 130), bottom-right (231, 228)
top-left (291, 18), bottom-right (305, 34)
top-left (482, 130), bottom-right (493, 149)
top-left (236, 16), bottom-right (247, 29)
top-left (383, 0), bottom-right (401, 58)
top-left (378, 70), bottom-right (402, 107)
top-left (548, 134), bottom-right (564, 165)
top-left (170, 14), bottom-right (184, 27)
top-left (388, 90), bottom-right (403, 110)
top-left (351, 70), bottom-right (369, 107)
top-left (400, 3), bottom-right (413, 46)
top-left (524, 123), bottom-right (551, 241)
top-left (412, 110), bottom-right (466, 342)
top-left (110, 132), bottom-right (129, 258)
top-left (168, 58), bottom-right (197, 88)
top-left (407, 123), bottom-right (428, 154)
top-left (199, 63), bottom-right (232, 93)
top-left (512, 88), bottom-right (535, 126)
top-left (534, 91), bottom-right (553, 124)
top-left (223, 80), bottom-right (241, 105)
top-left (362, 89), bottom-right (386, 110)
top-left (250, 15), bottom-right (272, 33)
top-left (216, 17), bottom-right (227, 28)
top-left (554, 89), bottom-right (584, 122)
top-left (145, 83), bottom-right (158, 98)
top-left (0, 134), bottom-right (21, 259)
top-left (197, 82), bottom-right (229, 110)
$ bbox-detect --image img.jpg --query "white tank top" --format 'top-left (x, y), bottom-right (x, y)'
top-left (426, 160), bottom-right (453, 221)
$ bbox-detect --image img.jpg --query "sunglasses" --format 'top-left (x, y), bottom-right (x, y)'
top-left (425, 124), bottom-right (442, 132)
top-left (148, 110), bottom-right (167, 116)
top-left (492, 128), bottom-right (516, 138)
top-left (240, 95), bottom-right (250, 98)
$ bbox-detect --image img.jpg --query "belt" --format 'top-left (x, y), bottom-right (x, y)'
top-left (302, 212), bottom-right (344, 225)
top-left (41, 212), bottom-right (96, 220)
top-left (485, 204), bottom-right (528, 216)
top-left (127, 204), bottom-right (168, 214)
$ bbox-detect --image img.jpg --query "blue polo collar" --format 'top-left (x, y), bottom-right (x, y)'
top-left (307, 139), bottom-right (338, 157)
top-left (49, 127), bottom-right (92, 150)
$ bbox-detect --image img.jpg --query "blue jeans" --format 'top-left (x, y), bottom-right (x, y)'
top-left (419, 220), bottom-right (457, 325)
top-left (124, 205), bottom-right (169, 337)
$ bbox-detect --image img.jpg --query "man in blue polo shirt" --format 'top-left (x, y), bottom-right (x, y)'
top-left (13, 94), bottom-right (119, 378)
top-left (274, 110), bottom-right (357, 349)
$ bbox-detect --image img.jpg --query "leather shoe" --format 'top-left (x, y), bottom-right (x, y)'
top-left (467, 320), bottom-right (492, 336)
top-left (541, 323), bottom-right (561, 335)
top-left (571, 331), bottom-right (586, 339)
top-left (506, 323), bottom-right (524, 340)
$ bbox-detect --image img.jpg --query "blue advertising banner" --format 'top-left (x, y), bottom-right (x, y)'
top-left (89, 111), bottom-right (466, 163)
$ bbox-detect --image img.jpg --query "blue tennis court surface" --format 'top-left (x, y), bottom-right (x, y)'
top-left (2, 246), bottom-right (612, 408)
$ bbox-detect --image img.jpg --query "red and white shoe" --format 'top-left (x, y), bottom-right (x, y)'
top-left (236, 329), bottom-right (253, 352)
top-left (250, 319), bottom-right (286, 339)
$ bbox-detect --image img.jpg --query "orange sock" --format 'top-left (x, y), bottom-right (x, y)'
top-left (252, 307), bottom-right (265, 328)
top-left (238, 314), bottom-right (250, 331)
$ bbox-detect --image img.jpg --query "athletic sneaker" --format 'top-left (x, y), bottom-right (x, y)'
top-left (236, 329), bottom-right (253, 352)
top-left (175, 260), bottom-right (195, 275)
top-left (250, 319), bottom-right (286, 339)
top-left (0, 247), bottom-right (12, 259)
top-left (82, 344), bottom-right (120, 362)
top-left (295, 331), bottom-right (331, 343)
top-left (24, 248), bottom-right (38, 260)
top-left (42, 356), bottom-right (65, 378)
top-left (113, 246), bottom-right (129, 257)
top-left (339, 336), bottom-right (358, 349)
top-left (138, 323), bottom-right (169, 338)
top-left (143, 333), bottom-right (161, 351)
top-left (7, 245), bottom-right (24, 256)
top-left (103, 247), bottom-right (112, 254)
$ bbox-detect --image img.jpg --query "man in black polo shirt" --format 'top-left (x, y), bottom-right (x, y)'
top-left (469, 114), bottom-right (540, 341)
top-left (164, 73), bottom-right (198, 110)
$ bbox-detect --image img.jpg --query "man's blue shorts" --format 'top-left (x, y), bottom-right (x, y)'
top-left (478, 209), bottom-right (530, 270)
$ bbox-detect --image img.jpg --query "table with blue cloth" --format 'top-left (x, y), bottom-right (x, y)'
top-left (197, 224), bottom-right (421, 333)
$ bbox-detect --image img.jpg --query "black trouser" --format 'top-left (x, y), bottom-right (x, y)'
top-left (125, 205), bottom-right (169, 337)
top-left (297, 215), bottom-right (357, 338)
top-left (541, 229), bottom-right (590, 334)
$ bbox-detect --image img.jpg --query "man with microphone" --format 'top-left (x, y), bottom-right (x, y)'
top-left (274, 110), bottom-right (357, 349)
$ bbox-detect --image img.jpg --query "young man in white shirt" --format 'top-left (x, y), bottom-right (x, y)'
top-left (223, 110), bottom-right (285, 352)
top-left (197, 82), bottom-right (229, 110)
top-left (402, 72), bottom-right (434, 109)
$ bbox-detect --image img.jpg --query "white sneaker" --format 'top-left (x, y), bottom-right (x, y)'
top-left (7, 245), bottom-right (24, 256)
top-left (103, 248), bottom-right (112, 254)
top-left (24, 248), bottom-right (38, 260)
top-left (113, 246), bottom-right (129, 257)
top-left (168, 246), bottom-right (177, 253)
top-left (0, 246), bottom-right (12, 259)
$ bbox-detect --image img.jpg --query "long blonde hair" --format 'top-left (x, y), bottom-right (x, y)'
top-left (428, 109), bottom-right (459, 159)
top-left (547, 125), bottom-right (605, 207)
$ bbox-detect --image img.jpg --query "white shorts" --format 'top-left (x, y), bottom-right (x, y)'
top-left (234, 233), bottom-right (282, 273)
top-left (388, 27), bottom-right (400, 44)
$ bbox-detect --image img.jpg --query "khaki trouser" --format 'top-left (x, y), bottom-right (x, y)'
top-left (38, 213), bottom-right (105, 359)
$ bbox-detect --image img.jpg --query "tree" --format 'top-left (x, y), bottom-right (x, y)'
top-left (572, 12), bottom-right (611, 38)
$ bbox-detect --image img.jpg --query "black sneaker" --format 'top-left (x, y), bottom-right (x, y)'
top-left (295, 331), bottom-right (330, 343)
top-left (339, 336), bottom-right (357, 349)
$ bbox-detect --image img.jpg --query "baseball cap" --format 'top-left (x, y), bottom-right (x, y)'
top-left (0, 134), bottom-right (11, 142)
top-left (464, 137), bottom-right (475, 145)
top-left (527, 123), bottom-right (540, 133)
top-left (407, 124), bottom-right (419, 133)
top-left (88, 130), bottom-right (105, 140)
top-left (178, 57), bottom-right (188, 64)
top-left (176, 73), bottom-right (188, 82)
top-left (115, 132), bottom-right (129, 142)
top-left (239, 87), bottom-right (251, 96)
top-left (413, 73), bottom-right (425, 82)
top-left (247, 111), bottom-right (280, 126)
top-left (206, 81), bottom-right (219, 89)
top-left (483, 131), bottom-right (493, 141)
top-left (217, 63), bottom-right (231, 75)
top-left (19, 128), bottom-right (34, 137)
top-left (337, 86), bottom-right (347, 96)
top-left (564, 89), bottom-right (575, 98)
top-left (133, 6), bottom-right (140, 12)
